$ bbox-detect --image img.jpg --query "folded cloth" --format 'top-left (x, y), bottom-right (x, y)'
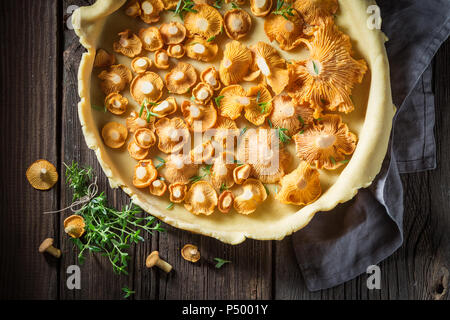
top-left (292, 0), bottom-right (450, 291)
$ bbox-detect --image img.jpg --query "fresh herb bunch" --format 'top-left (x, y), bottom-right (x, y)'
top-left (273, 0), bottom-right (295, 20)
top-left (65, 162), bottom-right (165, 275)
top-left (172, 0), bottom-right (197, 20)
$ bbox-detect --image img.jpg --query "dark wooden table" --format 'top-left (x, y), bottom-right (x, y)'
top-left (1, 0), bottom-right (449, 300)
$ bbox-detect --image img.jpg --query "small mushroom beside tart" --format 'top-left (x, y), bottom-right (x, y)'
top-left (181, 244), bottom-right (201, 263)
top-left (26, 160), bottom-right (59, 191)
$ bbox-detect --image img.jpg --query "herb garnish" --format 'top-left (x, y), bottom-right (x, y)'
top-left (240, 127), bottom-right (248, 136)
top-left (330, 156), bottom-right (336, 165)
top-left (267, 119), bottom-right (273, 128)
top-left (220, 183), bottom-right (229, 193)
top-left (122, 287), bottom-right (135, 299)
top-left (166, 202), bottom-right (175, 210)
top-left (214, 95), bottom-right (224, 108)
top-left (172, 0), bottom-right (197, 20)
top-left (65, 162), bottom-right (165, 275)
top-left (263, 184), bottom-right (270, 196)
top-left (340, 159), bottom-right (349, 164)
top-left (231, 2), bottom-right (240, 9)
top-left (214, 258), bottom-right (231, 269)
top-left (213, 0), bottom-right (223, 9)
top-left (312, 61), bottom-right (320, 75)
top-left (277, 128), bottom-right (291, 143)
top-left (273, 0), bottom-right (295, 20)
top-left (155, 156), bottom-right (166, 170)
top-left (92, 105), bottom-right (107, 113)
top-left (207, 36), bottom-right (216, 42)
top-left (298, 115), bottom-right (305, 126)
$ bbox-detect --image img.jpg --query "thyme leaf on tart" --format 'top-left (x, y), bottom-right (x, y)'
top-left (214, 95), bottom-right (225, 108)
top-left (213, 0), bottom-right (223, 9)
top-left (172, 0), bottom-right (197, 20)
top-left (277, 127), bottom-right (291, 143)
top-left (231, 2), bottom-right (240, 9)
top-left (273, 0), bottom-right (295, 20)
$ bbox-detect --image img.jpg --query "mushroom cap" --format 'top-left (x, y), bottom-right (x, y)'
top-left (105, 93), bottom-right (128, 115)
top-left (154, 49), bottom-right (170, 69)
top-left (26, 160), bottom-right (59, 190)
top-left (149, 178), bottom-right (168, 196)
top-left (192, 82), bottom-right (214, 105)
top-left (128, 140), bottom-right (150, 160)
top-left (212, 116), bottom-right (239, 150)
top-left (134, 128), bottom-right (157, 149)
top-left (244, 84), bottom-right (273, 126)
top-left (131, 56), bottom-right (153, 74)
top-left (163, 154), bottom-right (198, 184)
top-left (63, 215), bottom-right (86, 239)
top-left (150, 97), bottom-right (178, 117)
top-left (181, 244), bottom-right (201, 262)
top-left (264, 9), bottom-right (306, 51)
top-left (233, 179), bottom-right (267, 215)
top-left (210, 152), bottom-right (237, 191)
top-left (275, 161), bottom-right (322, 205)
top-left (217, 85), bottom-right (247, 120)
top-left (169, 182), bottom-right (188, 203)
top-left (161, 0), bottom-right (179, 9)
top-left (165, 62), bottom-right (198, 94)
top-left (167, 44), bottom-right (186, 59)
top-left (224, 9), bottom-right (252, 40)
top-left (98, 64), bottom-right (132, 95)
top-left (287, 20), bottom-right (367, 116)
top-left (293, 0), bottom-right (339, 26)
top-left (233, 163), bottom-right (251, 184)
top-left (237, 128), bottom-right (290, 183)
top-left (113, 29), bottom-right (143, 58)
top-left (155, 117), bottom-right (191, 154)
top-left (133, 160), bottom-right (158, 188)
top-left (293, 114), bottom-right (357, 170)
top-left (184, 4), bottom-right (224, 39)
top-left (146, 251), bottom-right (161, 268)
top-left (184, 181), bottom-right (218, 216)
top-left (125, 0), bottom-right (142, 17)
top-left (250, 41), bottom-right (289, 95)
top-left (160, 22), bottom-right (187, 45)
top-left (250, 0), bottom-right (273, 17)
top-left (38, 238), bottom-right (55, 253)
top-left (219, 40), bottom-right (252, 86)
top-left (94, 49), bottom-right (116, 68)
top-left (139, 26), bottom-right (164, 51)
top-left (269, 94), bottom-right (315, 136)
top-left (181, 100), bottom-right (218, 133)
top-left (101, 122), bottom-right (128, 149)
top-left (218, 190), bottom-right (235, 213)
top-left (185, 37), bottom-right (219, 62)
top-left (130, 71), bottom-right (165, 104)
top-left (126, 110), bottom-right (156, 133)
top-left (190, 140), bottom-right (215, 164)
top-left (200, 66), bottom-right (221, 91)
top-left (139, 0), bottom-right (164, 24)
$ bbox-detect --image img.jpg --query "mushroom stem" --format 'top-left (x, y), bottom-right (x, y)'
top-left (155, 259), bottom-right (173, 273)
top-left (46, 246), bottom-right (62, 258)
top-left (146, 251), bottom-right (173, 273)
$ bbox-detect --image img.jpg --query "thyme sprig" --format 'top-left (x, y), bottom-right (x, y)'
top-left (172, 0), bottom-right (197, 20)
top-left (65, 162), bottom-right (165, 275)
top-left (277, 128), bottom-right (291, 144)
top-left (273, 0), bottom-right (295, 20)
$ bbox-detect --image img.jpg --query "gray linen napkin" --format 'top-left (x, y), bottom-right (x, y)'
top-left (292, 0), bottom-right (450, 291)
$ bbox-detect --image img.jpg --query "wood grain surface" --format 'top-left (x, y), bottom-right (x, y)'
top-left (0, 0), bottom-right (448, 300)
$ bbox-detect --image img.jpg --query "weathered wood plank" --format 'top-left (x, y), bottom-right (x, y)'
top-left (273, 38), bottom-right (450, 300)
top-left (0, 0), bottom-right (60, 299)
top-left (59, 0), bottom-right (141, 300)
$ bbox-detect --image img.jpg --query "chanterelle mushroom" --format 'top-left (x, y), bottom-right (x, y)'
top-left (126, 110), bottom-right (156, 133)
top-left (98, 64), bottom-right (132, 95)
top-left (149, 178), bottom-right (167, 196)
top-left (293, 0), bottom-right (339, 26)
top-left (133, 160), bottom-right (158, 188)
top-left (131, 56), bottom-right (153, 74)
top-left (287, 20), bottom-right (367, 116)
top-left (191, 82), bottom-right (214, 105)
top-left (125, 0), bottom-right (141, 17)
top-left (233, 163), bottom-right (251, 185)
top-left (139, 0), bottom-right (164, 24)
top-left (293, 114), bottom-right (357, 170)
top-left (139, 26), bottom-right (164, 52)
top-left (275, 161), bottom-right (322, 206)
top-left (224, 9), bottom-right (252, 40)
top-left (210, 152), bottom-right (237, 191)
top-left (185, 37), bottom-right (219, 62)
top-left (220, 40), bottom-right (252, 86)
top-left (212, 116), bottom-right (239, 151)
top-left (155, 117), bottom-right (191, 154)
top-left (190, 140), bottom-right (215, 164)
top-left (26, 160), bottom-right (59, 190)
top-left (264, 9), bottom-right (307, 51)
top-left (167, 44), bottom-right (186, 59)
top-left (234, 179), bottom-right (267, 215)
top-left (105, 93), bottom-right (128, 115)
top-left (94, 49), bottom-right (116, 68)
top-left (165, 62), bottom-right (198, 95)
top-left (134, 128), bottom-right (157, 149)
top-left (130, 71), bottom-right (165, 104)
top-left (244, 84), bottom-right (273, 126)
top-left (184, 4), bottom-right (224, 39)
top-left (160, 22), bottom-right (187, 45)
top-left (163, 154), bottom-right (198, 184)
top-left (218, 190), bottom-right (234, 214)
top-left (181, 100), bottom-right (217, 133)
top-left (150, 97), bottom-right (178, 118)
top-left (101, 122), bottom-right (128, 149)
top-left (237, 128), bottom-right (291, 183)
top-left (128, 140), bottom-right (150, 160)
top-left (64, 215), bottom-right (86, 239)
top-left (217, 85), bottom-right (247, 120)
top-left (154, 49), bottom-right (170, 70)
top-left (201, 67), bottom-right (221, 91)
top-left (184, 181), bottom-right (218, 216)
top-left (269, 94), bottom-right (315, 136)
top-left (113, 29), bottom-right (143, 58)
top-left (181, 244), bottom-right (201, 263)
top-left (169, 182), bottom-right (188, 203)
top-left (250, 0), bottom-right (272, 17)
top-left (250, 41), bottom-right (289, 95)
